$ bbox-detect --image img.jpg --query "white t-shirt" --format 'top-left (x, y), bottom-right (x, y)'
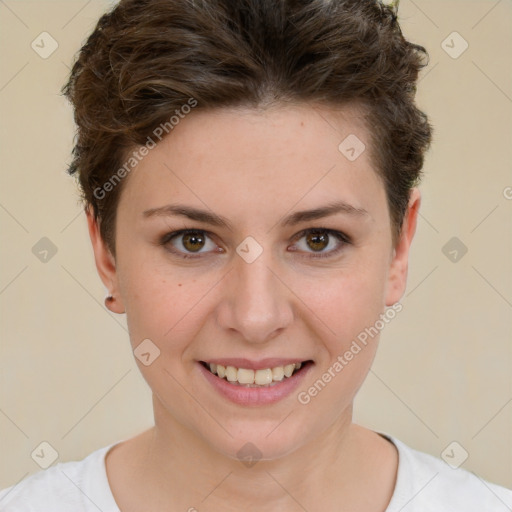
top-left (1, 433), bottom-right (511, 511)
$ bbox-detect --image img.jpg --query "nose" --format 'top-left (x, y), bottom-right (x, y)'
top-left (215, 248), bottom-right (294, 345)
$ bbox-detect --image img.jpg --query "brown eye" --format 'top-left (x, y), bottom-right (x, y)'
top-left (181, 231), bottom-right (206, 252)
top-left (161, 229), bottom-right (218, 258)
top-left (305, 230), bottom-right (330, 252)
top-left (291, 228), bottom-right (350, 259)
top-left (160, 227), bottom-right (350, 261)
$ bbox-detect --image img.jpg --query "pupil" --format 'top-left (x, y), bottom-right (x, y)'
top-left (183, 232), bottom-right (204, 252)
top-left (307, 231), bottom-right (328, 252)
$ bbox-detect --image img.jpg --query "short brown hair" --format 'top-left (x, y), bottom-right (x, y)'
top-left (62, 0), bottom-right (433, 254)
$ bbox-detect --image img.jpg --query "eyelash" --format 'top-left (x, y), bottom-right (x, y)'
top-left (159, 228), bottom-right (351, 260)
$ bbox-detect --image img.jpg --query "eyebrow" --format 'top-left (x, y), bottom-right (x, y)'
top-left (143, 200), bottom-right (370, 229)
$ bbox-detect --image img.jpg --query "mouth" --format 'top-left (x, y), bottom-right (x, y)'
top-left (199, 360), bottom-right (313, 387)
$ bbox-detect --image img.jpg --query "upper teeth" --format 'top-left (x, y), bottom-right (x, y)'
top-left (208, 362), bottom-right (302, 386)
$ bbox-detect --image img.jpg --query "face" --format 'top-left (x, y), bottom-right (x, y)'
top-left (88, 103), bottom-right (419, 461)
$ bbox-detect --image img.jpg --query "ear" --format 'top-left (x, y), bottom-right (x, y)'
top-left (86, 206), bottom-right (125, 314)
top-left (384, 187), bottom-right (421, 306)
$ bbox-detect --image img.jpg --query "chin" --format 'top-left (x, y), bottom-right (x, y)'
top-left (201, 416), bottom-right (316, 464)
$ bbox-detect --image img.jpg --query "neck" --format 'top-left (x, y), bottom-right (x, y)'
top-left (131, 397), bottom-right (390, 511)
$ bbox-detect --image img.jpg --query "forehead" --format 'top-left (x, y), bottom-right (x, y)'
top-left (118, 103), bottom-right (386, 223)
top-left (157, 102), bottom-right (371, 163)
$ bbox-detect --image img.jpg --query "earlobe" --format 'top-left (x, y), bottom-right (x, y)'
top-left (86, 206), bottom-right (125, 314)
top-left (384, 188), bottom-right (421, 307)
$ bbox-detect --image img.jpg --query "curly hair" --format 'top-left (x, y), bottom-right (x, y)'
top-left (62, 0), bottom-right (433, 254)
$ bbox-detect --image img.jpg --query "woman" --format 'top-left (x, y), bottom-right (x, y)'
top-left (1, 0), bottom-right (510, 510)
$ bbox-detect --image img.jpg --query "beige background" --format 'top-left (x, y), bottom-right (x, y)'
top-left (0, 0), bottom-right (511, 492)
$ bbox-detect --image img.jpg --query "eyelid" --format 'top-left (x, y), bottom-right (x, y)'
top-left (160, 227), bottom-right (351, 259)
top-left (160, 228), bottom-right (219, 259)
top-left (289, 228), bottom-right (351, 259)
top-left (291, 227), bottom-right (351, 245)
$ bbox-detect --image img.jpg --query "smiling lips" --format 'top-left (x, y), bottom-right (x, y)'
top-left (199, 359), bottom-right (313, 405)
top-left (204, 361), bottom-right (304, 387)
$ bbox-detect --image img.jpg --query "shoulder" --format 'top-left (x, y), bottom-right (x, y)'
top-left (382, 433), bottom-right (512, 512)
top-left (0, 443), bottom-right (119, 512)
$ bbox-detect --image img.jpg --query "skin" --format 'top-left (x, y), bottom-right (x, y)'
top-left (87, 103), bottom-right (420, 511)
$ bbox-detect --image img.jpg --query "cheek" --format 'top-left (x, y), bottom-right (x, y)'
top-left (117, 232), bottom-right (390, 358)
top-left (294, 269), bottom-right (387, 415)
top-left (294, 259), bottom-right (389, 354)
top-left (118, 255), bottom-right (219, 359)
